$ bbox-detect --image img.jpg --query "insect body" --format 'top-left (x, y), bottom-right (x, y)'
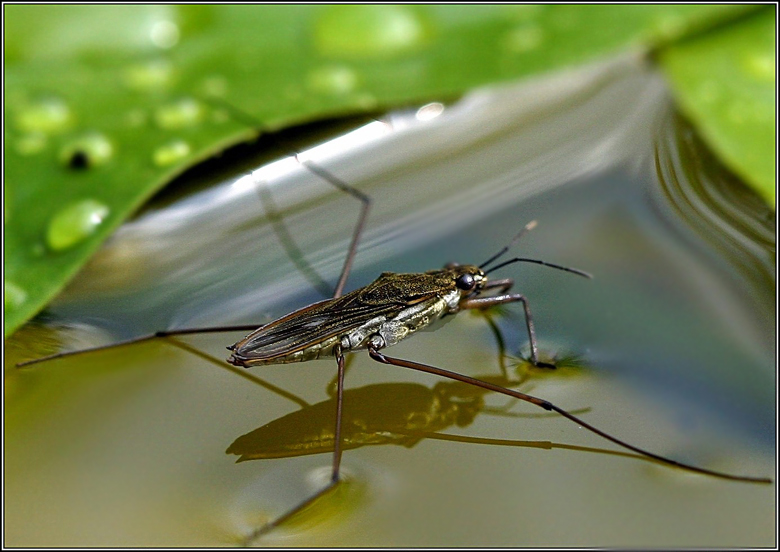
top-left (227, 265), bottom-right (485, 366)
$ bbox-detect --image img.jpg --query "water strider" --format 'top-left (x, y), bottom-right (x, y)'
top-left (225, 313), bottom-right (597, 463)
top-left (17, 126), bottom-right (772, 545)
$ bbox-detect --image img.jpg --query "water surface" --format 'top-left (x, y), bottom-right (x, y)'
top-left (5, 55), bottom-right (775, 547)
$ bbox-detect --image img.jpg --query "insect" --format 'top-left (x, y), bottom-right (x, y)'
top-left (17, 123), bottom-right (771, 546)
top-left (226, 313), bottom-right (597, 463)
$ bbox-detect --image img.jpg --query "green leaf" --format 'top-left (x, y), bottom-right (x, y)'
top-left (659, 8), bottom-right (776, 207)
top-left (3, 5), bottom-right (758, 337)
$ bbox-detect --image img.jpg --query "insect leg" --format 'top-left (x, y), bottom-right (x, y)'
top-left (297, 161), bottom-right (371, 299)
top-left (242, 345), bottom-right (348, 544)
top-left (460, 293), bottom-right (553, 368)
top-left (366, 342), bottom-right (771, 484)
top-left (16, 324), bottom-right (262, 368)
top-left (479, 278), bottom-right (514, 295)
top-left (204, 97), bottom-right (372, 299)
top-left (326, 352), bottom-right (356, 397)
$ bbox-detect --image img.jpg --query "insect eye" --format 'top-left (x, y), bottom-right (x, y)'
top-left (455, 273), bottom-right (475, 291)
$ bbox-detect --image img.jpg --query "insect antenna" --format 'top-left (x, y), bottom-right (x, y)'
top-left (486, 257), bottom-right (593, 279)
top-left (479, 220), bottom-right (538, 269)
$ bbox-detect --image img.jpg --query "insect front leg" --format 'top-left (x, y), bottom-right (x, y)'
top-left (460, 288), bottom-right (555, 369)
top-left (242, 344), bottom-right (348, 545)
top-left (479, 278), bottom-right (514, 295)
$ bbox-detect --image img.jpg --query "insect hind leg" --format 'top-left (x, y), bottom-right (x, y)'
top-left (365, 342), bottom-right (771, 484)
top-left (297, 159), bottom-right (371, 299)
top-left (208, 97), bottom-right (373, 300)
top-left (15, 324), bottom-right (262, 368)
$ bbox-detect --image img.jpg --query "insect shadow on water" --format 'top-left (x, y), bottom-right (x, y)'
top-left (17, 104), bottom-right (772, 544)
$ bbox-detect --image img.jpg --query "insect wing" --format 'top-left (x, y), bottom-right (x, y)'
top-left (231, 292), bottom-right (407, 362)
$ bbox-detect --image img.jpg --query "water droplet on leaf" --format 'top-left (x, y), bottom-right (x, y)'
top-left (149, 19), bottom-right (180, 49)
top-left (307, 65), bottom-right (359, 95)
top-left (743, 52), bottom-right (775, 82)
top-left (46, 199), bottom-right (110, 251)
top-left (15, 133), bottom-right (47, 156)
top-left (4, 280), bottom-right (27, 310)
top-left (59, 132), bottom-right (114, 169)
top-left (15, 97), bottom-right (73, 134)
top-left (152, 139), bottom-right (190, 166)
top-left (154, 98), bottom-right (205, 129)
top-left (124, 59), bottom-right (173, 91)
top-left (313, 5), bottom-right (429, 59)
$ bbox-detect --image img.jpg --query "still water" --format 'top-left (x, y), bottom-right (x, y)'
top-left (5, 56), bottom-right (775, 546)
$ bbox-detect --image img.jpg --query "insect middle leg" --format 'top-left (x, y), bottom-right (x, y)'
top-left (241, 344), bottom-right (348, 545)
top-left (238, 149), bottom-right (372, 541)
top-left (460, 279), bottom-right (555, 369)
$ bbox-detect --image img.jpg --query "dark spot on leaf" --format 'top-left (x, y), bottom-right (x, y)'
top-left (68, 150), bottom-right (90, 170)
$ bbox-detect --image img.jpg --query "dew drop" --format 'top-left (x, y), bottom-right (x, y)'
top-left (58, 132), bottom-right (114, 170)
top-left (152, 139), bottom-right (190, 167)
top-left (743, 52), bottom-right (775, 82)
top-left (154, 98), bottom-right (205, 129)
top-left (15, 133), bottom-right (47, 156)
top-left (15, 97), bottom-right (73, 134)
top-left (313, 5), bottom-right (429, 59)
top-left (123, 59), bottom-right (173, 91)
top-left (307, 65), bottom-right (359, 95)
top-left (149, 19), bottom-right (180, 49)
top-left (503, 25), bottom-right (545, 54)
top-left (4, 280), bottom-right (27, 310)
top-left (46, 199), bottom-right (110, 252)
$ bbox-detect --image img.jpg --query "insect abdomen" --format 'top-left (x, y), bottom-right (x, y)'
top-left (232, 333), bottom-right (343, 366)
